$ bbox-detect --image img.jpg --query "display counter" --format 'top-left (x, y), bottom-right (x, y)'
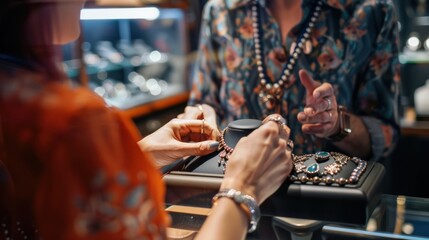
top-left (164, 194), bottom-right (429, 240)
top-left (323, 195), bottom-right (429, 240)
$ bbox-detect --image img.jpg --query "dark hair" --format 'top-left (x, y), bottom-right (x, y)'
top-left (0, 1), bottom-right (65, 79)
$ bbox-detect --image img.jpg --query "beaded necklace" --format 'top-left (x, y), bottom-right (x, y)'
top-left (218, 128), bottom-right (233, 172)
top-left (251, 0), bottom-right (323, 112)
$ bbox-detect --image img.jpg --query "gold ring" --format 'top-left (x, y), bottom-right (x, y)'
top-left (196, 104), bottom-right (204, 119)
top-left (201, 119), bottom-right (205, 135)
top-left (197, 104), bottom-right (204, 112)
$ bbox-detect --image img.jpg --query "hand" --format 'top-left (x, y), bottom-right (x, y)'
top-left (220, 115), bottom-right (293, 204)
top-left (297, 69), bottom-right (339, 138)
top-left (178, 104), bottom-right (219, 131)
top-left (138, 118), bottom-right (220, 168)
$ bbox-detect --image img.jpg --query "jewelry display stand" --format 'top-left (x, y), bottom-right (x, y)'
top-left (164, 119), bottom-right (385, 239)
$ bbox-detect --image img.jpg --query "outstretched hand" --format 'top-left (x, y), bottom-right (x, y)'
top-left (297, 69), bottom-right (339, 138)
top-left (138, 118), bottom-right (220, 168)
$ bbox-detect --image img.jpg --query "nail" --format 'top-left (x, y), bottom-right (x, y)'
top-left (209, 141), bottom-right (220, 150)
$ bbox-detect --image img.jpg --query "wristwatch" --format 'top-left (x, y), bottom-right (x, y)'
top-left (327, 105), bottom-right (352, 141)
top-left (212, 189), bottom-right (261, 233)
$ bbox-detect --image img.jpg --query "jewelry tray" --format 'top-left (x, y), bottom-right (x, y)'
top-left (163, 120), bottom-right (385, 226)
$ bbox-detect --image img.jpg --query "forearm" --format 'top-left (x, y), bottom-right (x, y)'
top-left (195, 198), bottom-right (248, 240)
top-left (331, 113), bottom-right (371, 159)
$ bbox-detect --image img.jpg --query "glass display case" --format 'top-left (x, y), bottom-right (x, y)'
top-left (62, 6), bottom-right (188, 111)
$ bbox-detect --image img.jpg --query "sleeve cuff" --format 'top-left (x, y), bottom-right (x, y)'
top-left (361, 116), bottom-right (385, 161)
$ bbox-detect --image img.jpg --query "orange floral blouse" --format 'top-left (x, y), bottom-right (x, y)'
top-left (0, 62), bottom-right (168, 240)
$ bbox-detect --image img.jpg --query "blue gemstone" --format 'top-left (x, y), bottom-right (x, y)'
top-left (315, 151), bottom-right (330, 162)
top-left (306, 163), bottom-right (319, 174)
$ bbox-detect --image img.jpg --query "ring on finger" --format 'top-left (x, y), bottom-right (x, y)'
top-left (197, 104), bottom-right (204, 112)
top-left (201, 119), bottom-right (205, 135)
top-left (287, 139), bottom-right (294, 150)
top-left (196, 104), bottom-right (204, 119)
top-left (268, 115), bottom-right (287, 127)
top-left (325, 97), bottom-right (332, 111)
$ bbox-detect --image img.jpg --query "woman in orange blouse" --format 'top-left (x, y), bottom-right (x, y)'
top-left (0, 1), bottom-right (293, 239)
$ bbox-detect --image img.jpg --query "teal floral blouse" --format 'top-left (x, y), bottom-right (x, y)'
top-left (188, 0), bottom-right (401, 160)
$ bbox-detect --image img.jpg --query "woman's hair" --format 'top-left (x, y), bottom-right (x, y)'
top-left (0, 1), bottom-right (65, 78)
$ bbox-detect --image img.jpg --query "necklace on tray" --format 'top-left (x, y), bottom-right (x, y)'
top-left (252, 0), bottom-right (323, 112)
top-left (289, 152), bottom-right (368, 185)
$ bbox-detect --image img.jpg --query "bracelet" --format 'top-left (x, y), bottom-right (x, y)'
top-left (212, 189), bottom-right (260, 233)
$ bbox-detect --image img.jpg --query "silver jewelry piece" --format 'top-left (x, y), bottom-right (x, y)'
top-left (326, 97), bottom-right (332, 110)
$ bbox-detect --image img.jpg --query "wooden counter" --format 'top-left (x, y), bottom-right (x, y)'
top-left (122, 91), bottom-right (189, 119)
top-left (400, 120), bottom-right (429, 137)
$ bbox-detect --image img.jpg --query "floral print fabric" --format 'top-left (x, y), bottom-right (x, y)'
top-left (0, 63), bottom-right (168, 239)
top-left (189, 0), bottom-right (401, 159)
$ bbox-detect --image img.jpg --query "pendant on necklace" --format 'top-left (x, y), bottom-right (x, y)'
top-left (262, 94), bottom-right (277, 110)
top-left (252, 0), bottom-right (323, 112)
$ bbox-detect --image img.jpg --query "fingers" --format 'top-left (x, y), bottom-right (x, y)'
top-left (178, 105), bottom-right (205, 120)
top-left (298, 110), bottom-right (334, 124)
top-left (173, 140), bottom-right (220, 157)
top-left (303, 89), bottom-right (336, 115)
top-left (298, 73), bottom-right (339, 138)
top-left (313, 82), bottom-right (335, 100)
top-left (177, 104), bottom-right (219, 131)
top-left (248, 118), bottom-right (292, 172)
top-left (299, 69), bottom-right (319, 94)
top-left (222, 118), bottom-right (294, 200)
top-left (262, 114), bottom-right (290, 138)
top-left (169, 118), bottom-right (220, 141)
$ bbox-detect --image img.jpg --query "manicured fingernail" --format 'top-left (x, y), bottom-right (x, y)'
top-left (209, 141), bottom-right (219, 150)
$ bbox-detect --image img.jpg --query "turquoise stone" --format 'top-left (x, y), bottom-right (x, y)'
top-left (306, 163), bottom-right (319, 174)
top-left (315, 151), bottom-right (330, 162)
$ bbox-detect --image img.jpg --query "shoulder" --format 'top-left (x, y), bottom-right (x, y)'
top-left (2, 70), bottom-right (112, 132)
top-left (202, 0), bottom-right (227, 18)
top-left (328, 0), bottom-right (396, 14)
top-left (202, 0), bottom-right (250, 18)
top-left (346, 0), bottom-right (397, 14)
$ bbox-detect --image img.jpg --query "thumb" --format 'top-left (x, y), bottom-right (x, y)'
top-left (176, 140), bottom-right (219, 157)
top-left (299, 70), bottom-right (319, 97)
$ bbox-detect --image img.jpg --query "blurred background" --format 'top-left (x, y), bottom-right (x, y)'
top-left (61, 0), bottom-right (429, 199)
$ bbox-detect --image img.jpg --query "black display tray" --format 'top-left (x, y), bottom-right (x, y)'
top-left (164, 157), bottom-right (385, 226)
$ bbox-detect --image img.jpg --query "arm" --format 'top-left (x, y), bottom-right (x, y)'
top-left (297, 3), bottom-right (400, 160)
top-left (196, 116), bottom-right (293, 240)
top-left (297, 70), bottom-right (372, 159)
top-left (351, 2), bottom-right (401, 160)
top-left (35, 106), bottom-right (168, 240)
